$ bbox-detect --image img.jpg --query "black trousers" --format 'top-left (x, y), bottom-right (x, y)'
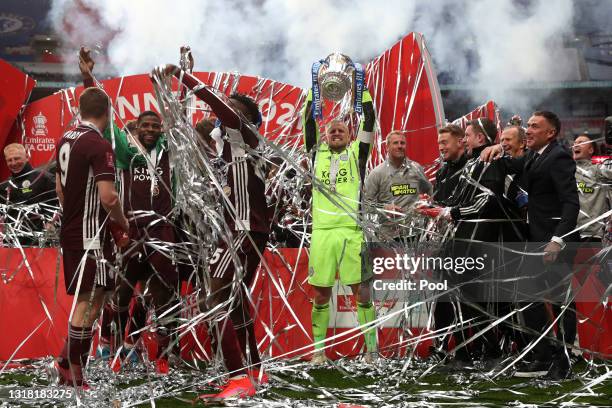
top-left (520, 246), bottom-right (577, 362)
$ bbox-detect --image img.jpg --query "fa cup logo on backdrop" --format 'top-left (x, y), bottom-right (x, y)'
top-left (31, 112), bottom-right (48, 137)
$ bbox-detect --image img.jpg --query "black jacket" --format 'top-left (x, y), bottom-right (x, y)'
top-left (433, 154), bottom-right (467, 205)
top-left (502, 140), bottom-right (579, 242)
top-left (1, 163), bottom-right (56, 206)
top-left (447, 145), bottom-right (526, 242)
top-left (0, 163), bottom-right (58, 228)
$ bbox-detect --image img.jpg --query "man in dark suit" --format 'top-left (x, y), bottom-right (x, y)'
top-left (482, 110), bottom-right (579, 380)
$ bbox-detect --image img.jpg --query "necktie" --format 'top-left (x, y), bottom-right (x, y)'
top-left (526, 152), bottom-right (540, 172)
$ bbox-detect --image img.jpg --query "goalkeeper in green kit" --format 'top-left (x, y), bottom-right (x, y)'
top-left (302, 88), bottom-right (377, 364)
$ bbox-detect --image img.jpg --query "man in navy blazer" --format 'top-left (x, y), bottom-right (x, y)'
top-left (482, 111), bottom-right (579, 380)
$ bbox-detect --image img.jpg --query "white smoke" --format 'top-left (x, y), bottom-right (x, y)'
top-left (49, 0), bottom-right (582, 113)
top-left (412, 0), bottom-right (577, 112)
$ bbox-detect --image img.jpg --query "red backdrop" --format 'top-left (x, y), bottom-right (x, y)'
top-left (0, 59), bottom-right (36, 180)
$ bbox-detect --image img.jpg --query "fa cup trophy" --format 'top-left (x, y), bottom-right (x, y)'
top-left (311, 52), bottom-right (365, 120)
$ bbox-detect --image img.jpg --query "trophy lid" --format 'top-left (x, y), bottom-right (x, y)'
top-left (323, 52), bottom-right (353, 67)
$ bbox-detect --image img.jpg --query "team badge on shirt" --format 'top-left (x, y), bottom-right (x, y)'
top-left (21, 179), bottom-right (32, 193)
top-left (390, 184), bottom-right (417, 196)
top-left (577, 181), bottom-right (594, 194)
top-left (223, 186), bottom-right (232, 197)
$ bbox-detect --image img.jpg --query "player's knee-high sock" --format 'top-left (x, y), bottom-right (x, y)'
top-left (59, 324), bottom-right (93, 370)
top-left (311, 302), bottom-right (330, 350)
top-left (232, 305), bottom-right (261, 370)
top-left (235, 320), bottom-right (261, 370)
top-left (357, 302), bottom-right (377, 353)
top-left (211, 317), bottom-right (247, 377)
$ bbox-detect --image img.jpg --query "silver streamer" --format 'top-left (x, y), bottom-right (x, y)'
top-left (0, 48), bottom-right (610, 407)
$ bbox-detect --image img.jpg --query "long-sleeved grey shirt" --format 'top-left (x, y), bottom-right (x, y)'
top-left (364, 158), bottom-right (432, 239)
top-left (575, 159), bottom-right (612, 239)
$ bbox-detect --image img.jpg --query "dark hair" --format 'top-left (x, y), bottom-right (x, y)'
top-left (467, 118), bottom-right (497, 145)
top-left (230, 93), bottom-right (261, 126)
top-left (137, 110), bottom-right (161, 124)
top-left (533, 110), bottom-right (561, 137)
top-left (575, 134), bottom-right (599, 156)
top-left (438, 124), bottom-right (464, 139)
top-left (79, 88), bottom-right (109, 119)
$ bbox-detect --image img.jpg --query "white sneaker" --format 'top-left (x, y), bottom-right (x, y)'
top-left (311, 351), bottom-right (328, 365)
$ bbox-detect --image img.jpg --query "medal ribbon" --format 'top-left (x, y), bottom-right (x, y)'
top-left (328, 153), bottom-right (341, 192)
top-left (147, 147), bottom-right (160, 199)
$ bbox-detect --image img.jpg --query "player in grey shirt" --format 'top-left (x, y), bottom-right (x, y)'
top-left (364, 131), bottom-right (432, 240)
top-left (572, 135), bottom-right (612, 241)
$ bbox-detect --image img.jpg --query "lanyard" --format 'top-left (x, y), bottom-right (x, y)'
top-left (328, 154), bottom-right (340, 192)
top-left (146, 147), bottom-right (161, 197)
top-left (327, 149), bottom-right (354, 192)
top-left (79, 121), bottom-right (103, 137)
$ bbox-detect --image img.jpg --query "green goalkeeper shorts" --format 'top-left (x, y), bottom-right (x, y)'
top-left (308, 227), bottom-right (370, 287)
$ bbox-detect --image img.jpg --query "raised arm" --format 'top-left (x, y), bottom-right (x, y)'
top-left (357, 89), bottom-right (375, 181)
top-left (302, 89), bottom-right (320, 153)
top-left (155, 64), bottom-right (259, 148)
top-left (102, 123), bottom-right (136, 170)
top-left (79, 47), bottom-right (136, 169)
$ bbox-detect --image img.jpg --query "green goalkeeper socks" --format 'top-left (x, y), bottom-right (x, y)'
top-left (312, 302), bottom-right (330, 350)
top-left (357, 301), bottom-right (377, 353)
